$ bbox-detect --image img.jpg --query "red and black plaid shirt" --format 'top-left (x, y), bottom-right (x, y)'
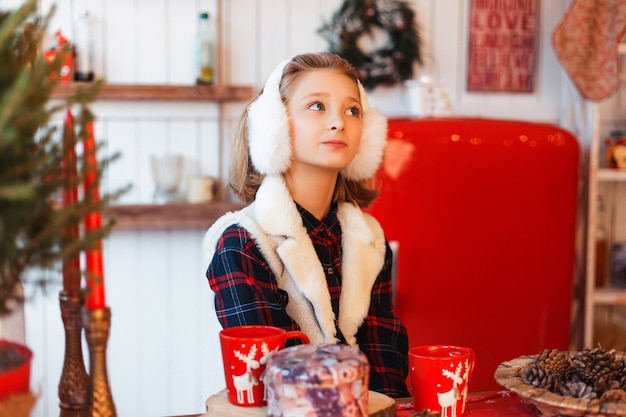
top-left (206, 203), bottom-right (410, 398)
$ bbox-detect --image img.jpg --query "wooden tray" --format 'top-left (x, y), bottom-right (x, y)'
top-left (202, 389), bottom-right (395, 417)
top-left (494, 354), bottom-right (626, 417)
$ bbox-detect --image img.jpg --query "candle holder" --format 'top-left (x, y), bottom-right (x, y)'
top-left (82, 307), bottom-right (116, 417)
top-left (58, 290), bottom-right (88, 417)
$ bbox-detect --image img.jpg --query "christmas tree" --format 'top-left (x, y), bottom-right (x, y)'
top-left (0, 0), bottom-right (120, 316)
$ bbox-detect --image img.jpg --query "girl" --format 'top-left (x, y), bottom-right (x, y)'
top-left (204, 52), bottom-right (409, 397)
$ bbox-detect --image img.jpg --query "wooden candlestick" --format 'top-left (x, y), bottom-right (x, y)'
top-left (58, 291), bottom-right (88, 417)
top-left (82, 307), bottom-right (116, 417)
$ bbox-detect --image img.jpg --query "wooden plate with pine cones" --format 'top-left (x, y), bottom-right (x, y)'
top-left (494, 348), bottom-right (626, 417)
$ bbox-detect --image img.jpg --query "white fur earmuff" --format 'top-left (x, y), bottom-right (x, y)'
top-left (246, 56), bottom-right (387, 181)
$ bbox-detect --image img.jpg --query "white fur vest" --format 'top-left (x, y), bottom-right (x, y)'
top-left (203, 176), bottom-right (387, 347)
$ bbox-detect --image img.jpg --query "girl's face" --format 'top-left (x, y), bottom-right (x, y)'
top-left (286, 69), bottom-right (363, 176)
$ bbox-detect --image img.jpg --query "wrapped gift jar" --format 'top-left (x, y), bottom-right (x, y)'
top-left (264, 343), bottom-right (370, 417)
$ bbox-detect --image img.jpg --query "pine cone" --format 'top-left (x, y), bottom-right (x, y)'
top-left (616, 357), bottom-right (626, 389)
top-left (521, 348), bottom-right (626, 400)
top-left (571, 348), bottom-right (624, 395)
top-left (560, 380), bottom-right (597, 399)
top-left (600, 389), bottom-right (626, 404)
top-left (536, 349), bottom-right (571, 381)
top-left (522, 363), bottom-right (559, 392)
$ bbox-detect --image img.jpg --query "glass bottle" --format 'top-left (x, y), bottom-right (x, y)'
top-left (74, 10), bottom-right (94, 81)
top-left (195, 12), bottom-right (214, 85)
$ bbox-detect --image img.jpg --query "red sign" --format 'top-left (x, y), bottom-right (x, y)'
top-left (467, 0), bottom-right (539, 93)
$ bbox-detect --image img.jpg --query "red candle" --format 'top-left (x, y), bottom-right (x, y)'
top-left (62, 109), bottom-right (81, 295)
top-left (83, 121), bottom-right (106, 310)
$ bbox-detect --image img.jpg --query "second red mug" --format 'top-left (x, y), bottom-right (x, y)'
top-left (409, 345), bottom-right (476, 417)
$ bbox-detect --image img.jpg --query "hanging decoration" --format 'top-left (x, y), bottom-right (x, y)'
top-left (467, 0), bottom-right (539, 93)
top-left (552, 0), bottom-right (626, 101)
top-left (318, 0), bottom-right (422, 90)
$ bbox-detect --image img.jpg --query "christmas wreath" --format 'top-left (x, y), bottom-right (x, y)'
top-left (318, 0), bottom-right (422, 90)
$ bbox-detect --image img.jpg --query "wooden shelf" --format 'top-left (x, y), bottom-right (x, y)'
top-left (597, 168), bottom-right (626, 181)
top-left (593, 287), bottom-right (626, 305)
top-left (104, 201), bottom-right (245, 229)
top-left (53, 83), bottom-right (254, 229)
top-left (52, 82), bottom-right (256, 101)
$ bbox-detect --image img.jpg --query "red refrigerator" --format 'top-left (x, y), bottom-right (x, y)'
top-left (366, 117), bottom-right (580, 392)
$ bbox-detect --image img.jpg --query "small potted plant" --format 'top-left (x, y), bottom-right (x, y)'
top-left (0, 0), bottom-right (120, 410)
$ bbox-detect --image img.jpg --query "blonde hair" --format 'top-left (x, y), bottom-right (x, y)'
top-left (229, 52), bottom-right (381, 206)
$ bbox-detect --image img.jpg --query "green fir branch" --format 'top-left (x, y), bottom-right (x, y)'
top-left (0, 0), bottom-right (126, 316)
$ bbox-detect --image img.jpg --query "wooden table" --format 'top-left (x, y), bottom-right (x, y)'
top-left (167, 391), bottom-right (538, 417)
top-left (396, 391), bottom-right (538, 417)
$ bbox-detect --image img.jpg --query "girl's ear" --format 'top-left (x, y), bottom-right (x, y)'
top-left (340, 81), bottom-right (387, 181)
top-left (246, 59), bottom-right (293, 176)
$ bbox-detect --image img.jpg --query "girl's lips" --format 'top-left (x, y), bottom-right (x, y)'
top-left (322, 140), bottom-right (347, 148)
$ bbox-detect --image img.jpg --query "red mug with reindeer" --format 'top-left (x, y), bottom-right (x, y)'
top-left (409, 345), bottom-right (476, 417)
top-left (219, 325), bottom-right (310, 407)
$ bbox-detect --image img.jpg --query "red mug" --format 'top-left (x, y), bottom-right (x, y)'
top-left (409, 345), bottom-right (476, 417)
top-left (219, 325), bottom-right (309, 407)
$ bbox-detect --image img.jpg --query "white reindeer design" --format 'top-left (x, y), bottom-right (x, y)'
top-left (259, 342), bottom-right (278, 401)
top-left (460, 359), bottom-right (471, 413)
top-left (437, 362), bottom-right (467, 417)
top-left (232, 344), bottom-right (260, 404)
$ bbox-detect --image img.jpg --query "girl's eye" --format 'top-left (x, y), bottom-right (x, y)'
top-left (308, 102), bottom-right (325, 111)
top-left (346, 107), bottom-right (360, 117)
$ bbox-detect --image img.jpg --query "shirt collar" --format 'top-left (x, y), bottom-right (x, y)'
top-left (296, 201), bottom-right (339, 234)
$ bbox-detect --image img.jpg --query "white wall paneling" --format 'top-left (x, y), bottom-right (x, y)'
top-left (0, 0), bottom-right (578, 415)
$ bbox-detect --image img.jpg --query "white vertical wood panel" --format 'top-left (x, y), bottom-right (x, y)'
top-left (216, 102), bottom-right (247, 186)
top-left (306, 1), bottom-right (338, 54)
top-left (106, 230), bottom-right (141, 416)
top-left (258, 0), bottom-right (289, 79)
top-left (136, 0), bottom-right (167, 83)
top-left (0, 0), bottom-right (26, 9)
top-left (169, 120), bottom-right (200, 197)
top-left (167, 0), bottom-right (196, 85)
top-left (24, 271), bottom-right (64, 417)
top-left (105, 120), bottom-right (141, 204)
top-left (286, 1), bottom-right (326, 55)
top-left (104, 0), bottom-right (136, 82)
top-left (431, 0), bottom-right (460, 96)
top-left (199, 285), bottom-right (226, 412)
top-left (24, 274), bottom-right (63, 417)
top-left (40, 0), bottom-right (71, 47)
top-left (137, 230), bottom-right (171, 415)
top-left (169, 230), bottom-right (206, 415)
top-left (536, 0), bottom-right (563, 109)
top-left (194, 224), bottom-right (225, 405)
top-left (198, 119), bottom-right (222, 179)
top-left (139, 120), bottom-right (169, 203)
top-left (225, 0), bottom-right (259, 85)
top-left (452, 0), bottom-right (479, 113)
top-left (42, 282), bottom-right (64, 417)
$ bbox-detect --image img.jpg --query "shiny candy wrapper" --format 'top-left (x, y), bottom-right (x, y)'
top-left (264, 343), bottom-right (369, 417)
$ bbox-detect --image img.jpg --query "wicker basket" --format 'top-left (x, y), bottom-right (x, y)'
top-left (494, 353), bottom-right (626, 417)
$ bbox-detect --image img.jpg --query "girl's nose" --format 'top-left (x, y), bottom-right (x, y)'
top-left (328, 112), bottom-right (345, 131)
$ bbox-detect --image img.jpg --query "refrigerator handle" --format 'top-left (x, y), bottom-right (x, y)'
top-left (389, 240), bottom-right (399, 308)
